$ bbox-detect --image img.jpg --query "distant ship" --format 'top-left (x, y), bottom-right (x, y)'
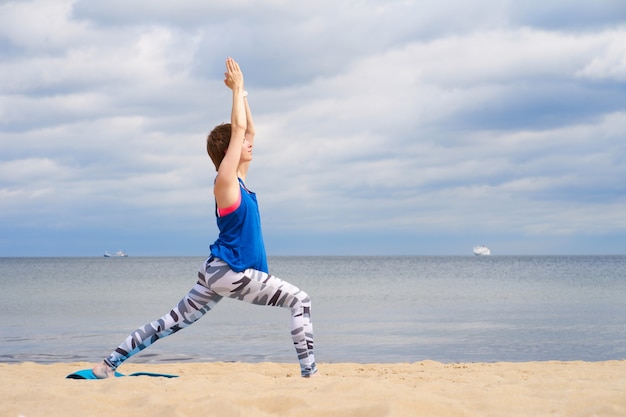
top-left (104, 250), bottom-right (128, 257)
top-left (473, 245), bottom-right (491, 256)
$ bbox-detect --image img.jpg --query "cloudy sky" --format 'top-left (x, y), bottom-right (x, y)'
top-left (1, 0), bottom-right (625, 257)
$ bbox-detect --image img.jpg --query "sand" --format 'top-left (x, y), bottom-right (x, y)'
top-left (2, 361), bottom-right (625, 417)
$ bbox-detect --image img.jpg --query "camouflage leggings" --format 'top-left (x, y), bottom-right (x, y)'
top-left (103, 256), bottom-right (317, 377)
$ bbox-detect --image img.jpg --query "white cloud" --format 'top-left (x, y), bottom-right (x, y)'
top-left (576, 31), bottom-right (626, 81)
top-left (0, 0), bottom-right (87, 52)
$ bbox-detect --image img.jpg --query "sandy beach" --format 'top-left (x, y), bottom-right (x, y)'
top-left (2, 361), bottom-right (625, 417)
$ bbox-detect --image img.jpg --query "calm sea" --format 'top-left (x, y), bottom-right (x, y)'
top-left (1, 256), bottom-right (625, 365)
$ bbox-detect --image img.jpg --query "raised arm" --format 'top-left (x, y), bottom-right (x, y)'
top-left (214, 57), bottom-right (246, 211)
top-left (238, 91), bottom-right (255, 179)
top-left (244, 92), bottom-right (255, 144)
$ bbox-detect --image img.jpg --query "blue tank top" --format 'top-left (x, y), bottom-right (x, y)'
top-left (210, 179), bottom-right (268, 273)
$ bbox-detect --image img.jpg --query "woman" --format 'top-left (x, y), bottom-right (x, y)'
top-left (92, 57), bottom-right (317, 378)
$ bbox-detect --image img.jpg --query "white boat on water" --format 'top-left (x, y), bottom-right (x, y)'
top-left (104, 250), bottom-right (128, 257)
top-left (473, 245), bottom-right (491, 256)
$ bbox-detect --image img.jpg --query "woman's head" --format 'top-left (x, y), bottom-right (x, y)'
top-left (206, 123), bottom-right (231, 170)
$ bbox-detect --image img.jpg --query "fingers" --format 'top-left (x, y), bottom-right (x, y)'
top-left (224, 57), bottom-right (243, 90)
top-left (226, 57), bottom-right (241, 73)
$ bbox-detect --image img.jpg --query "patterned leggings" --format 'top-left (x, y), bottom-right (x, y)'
top-left (103, 256), bottom-right (317, 377)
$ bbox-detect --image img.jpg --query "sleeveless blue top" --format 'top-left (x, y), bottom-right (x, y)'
top-left (210, 179), bottom-right (268, 273)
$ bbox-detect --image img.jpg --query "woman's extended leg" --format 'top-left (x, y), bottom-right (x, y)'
top-left (93, 269), bottom-right (224, 378)
top-left (199, 257), bottom-right (317, 377)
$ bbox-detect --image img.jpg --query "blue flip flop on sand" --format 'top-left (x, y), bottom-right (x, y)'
top-left (66, 369), bottom-right (178, 379)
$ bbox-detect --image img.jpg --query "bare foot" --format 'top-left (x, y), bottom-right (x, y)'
top-left (92, 361), bottom-right (116, 379)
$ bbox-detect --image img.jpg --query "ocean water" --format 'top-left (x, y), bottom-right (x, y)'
top-left (1, 256), bottom-right (625, 365)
